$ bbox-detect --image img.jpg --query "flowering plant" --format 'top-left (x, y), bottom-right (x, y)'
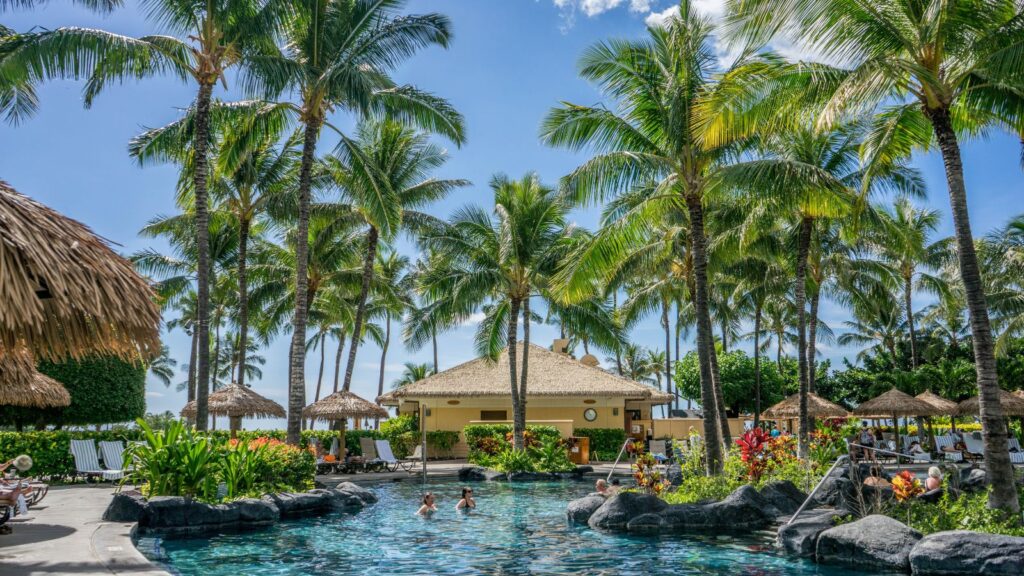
top-left (892, 470), bottom-right (924, 502)
top-left (736, 428), bottom-right (770, 482)
top-left (632, 450), bottom-right (671, 495)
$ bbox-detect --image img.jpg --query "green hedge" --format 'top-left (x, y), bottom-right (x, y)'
top-left (463, 424), bottom-right (561, 464)
top-left (574, 428), bottom-right (626, 460)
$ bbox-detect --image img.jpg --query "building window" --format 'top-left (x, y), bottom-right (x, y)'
top-left (480, 410), bottom-right (508, 421)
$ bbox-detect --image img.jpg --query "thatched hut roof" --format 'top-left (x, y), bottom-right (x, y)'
top-left (303, 390), bottom-right (388, 422)
top-left (853, 388), bottom-right (943, 416)
top-left (180, 384), bottom-right (285, 419)
top-left (383, 343), bottom-right (672, 404)
top-left (956, 390), bottom-right (1024, 417)
top-left (0, 347), bottom-right (70, 408)
top-left (915, 391), bottom-right (959, 414)
top-left (0, 181), bottom-right (161, 361)
top-left (761, 392), bottom-right (849, 420)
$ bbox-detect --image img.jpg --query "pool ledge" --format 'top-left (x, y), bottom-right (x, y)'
top-left (95, 522), bottom-right (172, 576)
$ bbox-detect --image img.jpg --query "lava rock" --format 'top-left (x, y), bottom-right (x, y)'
top-left (665, 464), bottom-right (683, 486)
top-left (234, 498), bottom-right (279, 525)
top-left (103, 490), bottom-right (147, 522)
top-left (816, 514), bottom-right (921, 571)
top-left (335, 482), bottom-right (378, 504)
top-left (810, 476), bottom-right (856, 510)
top-left (262, 491), bottom-right (332, 517)
top-left (759, 481), bottom-right (807, 517)
top-left (483, 470), bottom-right (507, 482)
top-left (588, 492), bottom-right (667, 530)
top-left (458, 466), bottom-right (487, 481)
top-left (777, 509), bottom-right (843, 558)
top-left (566, 494), bottom-right (606, 524)
top-left (626, 513), bottom-right (666, 533)
top-left (961, 468), bottom-right (987, 492)
top-left (909, 530), bottom-right (1024, 575)
top-left (700, 485), bottom-right (774, 531)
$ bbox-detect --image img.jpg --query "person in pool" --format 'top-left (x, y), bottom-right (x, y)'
top-left (455, 487), bottom-right (476, 511)
top-left (417, 492), bottom-right (437, 516)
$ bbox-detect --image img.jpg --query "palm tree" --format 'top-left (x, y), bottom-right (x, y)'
top-left (645, 349), bottom-right (668, 417)
top-left (980, 215), bottom-right (1024, 355)
top-left (148, 345), bottom-right (178, 387)
top-left (393, 362), bottom-right (433, 389)
top-left (726, 0), bottom-right (1024, 513)
top-left (868, 199), bottom-right (952, 368)
top-left (419, 173), bottom-right (571, 450)
top-left (838, 285), bottom-right (905, 362)
top-left (243, 0), bottom-right (464, 444)
top-left (609, 343), bottom-right (655, 383)
top-left (374, 249), bottom-right (412, 407)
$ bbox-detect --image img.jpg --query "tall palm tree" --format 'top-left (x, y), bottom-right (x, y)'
top-left (838, 285), bottom-right (906, 362)
top-left (148, 345), bottom-right (178, 387)
top-left (727, 0), bottom-right (1024, 513)
top-left (868, 199), bottom-right (952, 368)
top-left (419, 173), bottom-right (571, 450)
top-left (393, 362), bottom-right (433, 389)
top-left (979, 215), bottom-right (1024, 355)
top-left (243, 0), bottom-right (464, 444)
top-left (374, 249), bottom-right (412, 406)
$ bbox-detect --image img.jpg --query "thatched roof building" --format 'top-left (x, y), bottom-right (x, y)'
top-left (381, 343), bottom-right (673, 403)
top-left (956, 390), bottom-right (1024, 417)
top-left (0, 181), bottom-right (161, 361)
top-left (0, 347), bottom-right (70, 408)
top-left (761, 392), bottom-right (849, 420)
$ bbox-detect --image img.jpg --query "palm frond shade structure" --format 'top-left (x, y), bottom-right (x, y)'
top-left (761, 393), bottom-right (849, 420)
top-left (853, 388), bottom-right (945, 442)
top-left (303, 390), bottom-right (389, 458)
top-left (915, 391), bottom-right (959, 414)
top-left (0, 347), bottom-right (70, 408)
top-left (956, 391), bottom-right (1024, 417)
top-left (181, 383), bottom-right (285, 437)
top-left (0, 181), bottom-right (161, 361)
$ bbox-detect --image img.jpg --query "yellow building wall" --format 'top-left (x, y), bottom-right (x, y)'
top-left (652, 417), bottom-right (750, 440)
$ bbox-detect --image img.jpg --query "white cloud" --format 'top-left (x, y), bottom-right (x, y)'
top-left (629, 0), bottom-right (653, 12)
top-left (145, 391), bottom-right (164, 398)
top-left (644, 5), bottom-right (678, 28)
top-left (461, 311), bottom-right (487, 326)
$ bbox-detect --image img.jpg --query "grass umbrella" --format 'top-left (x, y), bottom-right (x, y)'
top-left (0, 181), bottom-right (161, 361)
top-left (956, 391), bottom-right (1024, 418)
top-left (915, 391), bottom-right (960, 449)
top-left (761, 392), bottom-right (849, 420)
top-left (302, 391), bottom-right (388, 458)
top-left (0, 347), bottom-right (70, 408)
top-left (181, 383), bottom-right (285, 438)
top-left (853, 388), bottom-right (943, 442)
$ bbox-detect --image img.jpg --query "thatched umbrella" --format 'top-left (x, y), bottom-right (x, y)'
top-left (181, 383), bottom-right (285, 437)
top-left (303, 390), bottom-right (388, 457)
top-left (955, 390), bottom-right (1024, 417)
top-left (0, 181), bottom-right (161, 362)
top-left (853, 388), bottom-right (943, 440)
top-left (915, 391), bottom-right (960, 448)
top-left (0, 347), bottom-right (70, 408)
top-left (761, 392), bottom-right (850, 420)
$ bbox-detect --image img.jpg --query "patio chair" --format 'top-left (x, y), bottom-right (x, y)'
top-left (933, 435), bottom-right (964, 462)
top-left (648, 440), bottom-right (668, 463)
top-left (359, 437), bottom-right (385, 471)
top-left (962, 435), bottom-right (986, 460)
top-left (69, 439), bottom-right (123, 482)
top-left (99, 441), bottom-right (131, 473)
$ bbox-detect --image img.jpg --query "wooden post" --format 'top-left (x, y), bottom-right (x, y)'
top-left (229, 415), bottom-right (242, 439)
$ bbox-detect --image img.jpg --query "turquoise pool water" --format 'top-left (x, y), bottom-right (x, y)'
top-left (139, 480), bottom-right (877, 575)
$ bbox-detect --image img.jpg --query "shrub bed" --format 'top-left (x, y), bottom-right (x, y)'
top-left (574, 428), bottom-right (626, 460)
top-left (464, 424), bottom-right (561, 463)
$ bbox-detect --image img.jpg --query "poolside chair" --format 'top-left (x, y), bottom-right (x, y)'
top-left (373, 440), bottom-right (408, 472)
top-left (99, 441), bottom-right (131, 473)
top-left (648, 440), bottom-right (668, 463)
top-left (963, 435), bottom-right (986, 459)
top-left (69, 439), bottom-right (123, 481)
top-left (933, 435), bottom-right (964, 462)
top-left (359, 437), bottom-right (385, 471)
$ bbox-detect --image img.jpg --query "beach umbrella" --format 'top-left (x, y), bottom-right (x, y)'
top-left (761, 392), bottom-right (850, 420)
top-left (0, 347), bottom-right (70, 408)
top-left (303, 390), bottom-right (389, 457)
top-left (955, 390), bottom-right (1024, 417)
top-left (181, 383), bottom-right (285, 438)
top-left (853, 388), bottom-right (943, 441)
top-left (915, 391), bottom-right (959, 448)
top-left (0, 181), bottom-right (161, 362)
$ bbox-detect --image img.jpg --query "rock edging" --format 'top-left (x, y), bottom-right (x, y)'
top-left (105, 482), bottom-right (377, 536)
top-left (458, 466), bottom-right (593, 482)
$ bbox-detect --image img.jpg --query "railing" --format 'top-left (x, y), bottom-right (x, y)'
top-left (606, 438), bottom-right (635, 483)
top-left (847, 442), bottom-right (929, 464)
top-left (787, 455), bottom-right (848, 525)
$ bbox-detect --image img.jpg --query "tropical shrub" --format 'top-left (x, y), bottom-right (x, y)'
top-left (0, 429), bottom-right (143, 478)
top-left (533, 438), bottom-right (574, 473)
top-left (493, 448), bottom-right (535, 473)
top-left (892, 487), bottom-right (1024, 537)
top-left (632, 451), bottom-right (671, 495)
top-left (464, 424), bottom-right (560, 464)
top-left (426, 431), bottom-right (460, 457)
top-left (574, 428), bottom-right (626, 459)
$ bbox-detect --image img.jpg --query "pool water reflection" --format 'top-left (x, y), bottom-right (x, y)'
top-left (138, 480), bottom-right (878, 575)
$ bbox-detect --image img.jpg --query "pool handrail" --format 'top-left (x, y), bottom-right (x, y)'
top-left (606, 438), bottom-right (635, 483)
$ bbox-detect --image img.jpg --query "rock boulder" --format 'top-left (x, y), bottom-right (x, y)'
top-left (777, 509), bottom-right (843, 558)
top-left (816, 514), bottom-right (921, 571)
top-left (909, 530), bottom-right (1024, 575)
top-left (103, 490), bottom-right (147, 522)
top-left (759, 481), bottom-right (807, 517)
top-left (335, 482), bottom-right (378, 504)
top-left (566, 494), bottom-right (606, 524)
top-left (588, 492), bottom-right (667, 530)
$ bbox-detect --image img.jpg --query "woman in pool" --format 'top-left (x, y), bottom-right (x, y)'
top-left (417, 492), bottom-right (437, 516)
top-left (455, 487), bottom-right (476, 511)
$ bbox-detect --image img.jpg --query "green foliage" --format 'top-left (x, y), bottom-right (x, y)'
top-left (0, 356), bottom-right (146, 428)
top-left (464, 424), bottom-right (561, 464)
top-left (893, 487), bottom-right (1024, 537)
top-left (493, 448), bottom-right (535, 473)
top-left (674, 350), bottom-right (792, 413)
top-left (532, 438), bottom-right (574, 473)
top-left (379, 414), bottom-right (416, 457)
top-left (0, 429), bottom-right (142, 478)
top-left (574, 428), bottom-right (626, 459)
top-left (426, 430), bottom-right (460, 457)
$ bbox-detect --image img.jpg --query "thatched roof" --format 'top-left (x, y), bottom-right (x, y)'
top-left (0, 347), bottom-right (70, 408)
top-left (180, 384), bottom-right (285, 419)
top-left (383, 343), bottom-right (672, 404)
top-left (956, 390), bottom-right (1024, 417)
top-left (303, 390), bottom-right (388, 422)
top-left (0, 181), bottom-right (161, 361)
top-left (853, 388), bottom-right (943, 416)
top-left (915, 391), bottom-right (959, 414)
top-left (761, 392), bottom-right (849, 420)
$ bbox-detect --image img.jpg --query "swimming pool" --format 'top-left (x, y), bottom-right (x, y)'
top-left (138, 480), bottom-right (877, 575)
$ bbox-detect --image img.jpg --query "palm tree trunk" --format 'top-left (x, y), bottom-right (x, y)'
top-left (310, 333), bottom-right (326, 429)
top-left (795, 216), bottom-right (813, 459)
top-left (236, 217), bottom-right (251, 388)
top-left (612, 291), bottom-right (623, 375)
top-left (675, 299), bottom-right (682, 411)
top-left (341, 227), bottom-right (379, 393)
top-left (187, 329), bottom-right (198, 404)
top-left (808, 287), bottom-right (820, 393)
top-left (928, 106), bottom-right (1018, 513)
top-left (286, 115), bottom-right (323, 445)
top-left (519, 297), bottom-right (531, 442)
top-left (662, 297), bottom-right (672, 419)
top-left (211, 318), bottom-right (221, 393)
top-left (507, 297), bottom-right (523, 449)
top-left (753, 302), bottom-right (762, 428)
top-left (432, 328), bottom-right (438, 372)
top-left (720, 319), bottom-right (728, 353)
top-left (684, 193), bottom-right (723, 475)
top-left (904, 274), bottom-right (918, 369)
top-left (332, 332), bottom-right (346, 394)
top-left (377, 314), bottom-right (391, 403)
top-left (709, 336), bottom-right (731, 448)
top-left (192, 80), bottom-right (215, 431)
top-left (776, 333), bottom-right (783, 373)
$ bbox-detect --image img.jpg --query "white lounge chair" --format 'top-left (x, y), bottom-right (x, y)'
top-left (359, 437), bottom-right (385, 470)
top-left (933, 435), bottom-right (964, 462)
top-left (98, 441), bottom-right (131, 472)
top-left (70, 439), bottom-right (123, 481)
top-left (374, 439), bottom-right (415, 472)
top-left (963, 435), bottom-right (986, 457)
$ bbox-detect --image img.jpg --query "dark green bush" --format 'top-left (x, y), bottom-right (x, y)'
top-left (574, 428), bottom-right (626, 459)
top-left (464, 424), bottom-right (560, 464)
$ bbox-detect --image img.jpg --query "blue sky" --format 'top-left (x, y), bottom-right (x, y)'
top-left (2, 1), bottom-right (1022, 428)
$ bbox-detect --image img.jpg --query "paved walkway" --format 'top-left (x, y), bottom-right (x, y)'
top-left (315, 460), bottom-right (632, 485)
top-left (0, 485), bottom-right (164, 576)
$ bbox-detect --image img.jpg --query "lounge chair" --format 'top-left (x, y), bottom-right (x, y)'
top-left (933, 435), bottom-right (964, 462)
top-left (358, 437), bottom-right (385, 471)
top-left (962, 435), bottom-right (985, 459)
top-left (648, 440), bottom-right (668, 463)
top-left (99, 441), bottom-right (131, 473)
top-left (69, 439), bottom-right (123, 481)
top-left (374, 440), bottom-right (412, 473)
